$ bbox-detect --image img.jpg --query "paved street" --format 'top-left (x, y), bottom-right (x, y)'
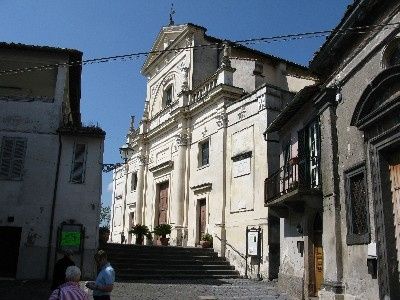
top-left (0, 278), bottom-right (290, 300)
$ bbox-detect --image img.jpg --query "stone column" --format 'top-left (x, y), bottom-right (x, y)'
top-left (134, 154), bottom-right (146, 225)
top-left (171, 132), bottom-right (188, 246)
top-left (316, 91), bottom-right (344, 299)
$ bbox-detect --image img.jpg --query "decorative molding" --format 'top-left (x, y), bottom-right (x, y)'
top-left (149, 160), bottom-right (174, 173)
top-left (238, 106), bottom-right (246, 120)
top-left (201, 126), bottom-right (208, 137)
top-left (190, 182), bottom-right (212, 194)
top-left (176, 133), bottom-right (189, 146)
top-left (138, 155), bottom-right (148, 165)
top-left (231, 151), bottom-right (252, 162)
top-left (216, 111), bottom-right (228, 128)
top-left (258, 94), bottom-right (267, 111)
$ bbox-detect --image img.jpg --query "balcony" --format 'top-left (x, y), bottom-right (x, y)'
top-left (264, 157), bottom-right (322, 216)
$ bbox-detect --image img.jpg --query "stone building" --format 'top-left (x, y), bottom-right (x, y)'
top-left (265, 1), bottom-right (400, 299)
top-left (109, 23), bottom-right (315, 277)
top-left (0, 43), bottom-right (105, 280)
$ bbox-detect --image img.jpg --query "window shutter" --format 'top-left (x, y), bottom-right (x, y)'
top-left (70, 143), bottom-right (86, 183)
top-left (297, 128), bottom-right (308, 188)
top-left (0, 138), bottom-right (14, 178)
top-left (11, 139), bottom-right (27, 179)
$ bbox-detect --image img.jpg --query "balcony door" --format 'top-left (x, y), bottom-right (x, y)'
top-left (308, 120), bottom-right (320, 188)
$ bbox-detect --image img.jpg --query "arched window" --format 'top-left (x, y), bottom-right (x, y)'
top-left (383, 38), bottom-right (400, 68)
top-left (163, 84), bottom-right (173, 107)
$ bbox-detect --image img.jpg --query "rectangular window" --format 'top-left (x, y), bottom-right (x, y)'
top-left (70, 143), bottom-right (87, 184)
top-left (0, 137), bottom-right (27, 180)
top-left (345, 164), bottom-right (370, 245)
top-left (199, 139), bottom-right (209, 167)
top-left (131, 172), bottom-right (138, 192)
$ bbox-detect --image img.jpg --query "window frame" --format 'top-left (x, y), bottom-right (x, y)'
top-left (198, 139), bottom-right (210, 168)
top-left (131, 172), bottom-right (138, 192)
top-left (0, 136), bottom-right (27, 181)
top-left (344, 163), bottom-right (371, 245)
top-left (70, 142), bottom-right (87, 184)
top-left (163, 84), bottom-right (173, 107)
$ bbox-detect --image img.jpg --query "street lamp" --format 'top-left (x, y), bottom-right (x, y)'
top-left (102, 143), bottom-right (134, 173)
top-left (119, 143), bottom-right (134, 163)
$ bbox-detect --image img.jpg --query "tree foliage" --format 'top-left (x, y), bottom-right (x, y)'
top-left (100, 203), bottom-right (111, 228)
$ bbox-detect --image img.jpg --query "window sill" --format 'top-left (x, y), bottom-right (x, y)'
top-left (197, 164), bottom-right (210, 170)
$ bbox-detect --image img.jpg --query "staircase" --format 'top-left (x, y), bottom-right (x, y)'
top-left (104, 243), bottom-right (240, 281)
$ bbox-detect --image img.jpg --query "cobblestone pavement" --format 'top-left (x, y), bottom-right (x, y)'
top-left (0, 278), bottom-right (290, 300)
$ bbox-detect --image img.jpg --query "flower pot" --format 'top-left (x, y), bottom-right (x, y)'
top-left (200, 240), bottom-right (212, 248)
top-left (160, 237), bottom-right (170, 246)
top-left (136, 235), bottom-right (144, 245)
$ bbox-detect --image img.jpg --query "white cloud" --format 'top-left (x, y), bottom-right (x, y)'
top-left (107, 182), bottom-right (113, 192)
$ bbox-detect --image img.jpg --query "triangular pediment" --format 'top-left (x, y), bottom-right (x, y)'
top-left (141, 24), bottom-right (190, 74)
top-left (141, 23), bottom-right (206, 74)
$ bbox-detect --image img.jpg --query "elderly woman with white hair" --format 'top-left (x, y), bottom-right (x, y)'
top-left (49, 266), bottom-right (89, 300)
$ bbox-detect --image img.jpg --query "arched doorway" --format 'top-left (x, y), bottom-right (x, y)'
top-left (351, 65), bottom-right (400, 298)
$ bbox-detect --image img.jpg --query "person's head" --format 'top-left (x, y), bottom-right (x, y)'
top-left (94, 250), bottom-right (108, 267)
top-left (63, 249), bottom-right (74, 260)
top-left (65, 266), bottom-right (81, 283)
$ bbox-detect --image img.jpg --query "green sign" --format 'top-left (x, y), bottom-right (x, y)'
top-left (60, 231), bottom-right (81, 247)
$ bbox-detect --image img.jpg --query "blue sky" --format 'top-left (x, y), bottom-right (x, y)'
top-left (1, 0), bottom-right (352, 208)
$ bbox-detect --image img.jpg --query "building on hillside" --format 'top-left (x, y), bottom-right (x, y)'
top-left (109, 23), bottom-right (316, 278)
top-left (265, 1), bottom-right (400, 299)
top-left (0, 43), bottom-right (105, 280)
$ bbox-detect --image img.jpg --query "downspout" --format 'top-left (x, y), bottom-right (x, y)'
top-left (45, 133), bottom-right (62, 280)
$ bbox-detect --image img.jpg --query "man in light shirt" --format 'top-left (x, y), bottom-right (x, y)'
top-left (86, 250), bottom-right (115, 300)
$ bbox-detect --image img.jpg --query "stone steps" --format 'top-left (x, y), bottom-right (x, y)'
top-left (105, 243), bottom-right (240, 281)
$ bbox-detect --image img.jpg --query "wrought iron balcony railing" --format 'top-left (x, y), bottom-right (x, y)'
top-left (264, 157), bottom-right (321, 205)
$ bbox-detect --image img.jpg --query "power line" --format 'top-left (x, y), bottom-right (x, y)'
top-left (1, 21), bottom-right (399, 76)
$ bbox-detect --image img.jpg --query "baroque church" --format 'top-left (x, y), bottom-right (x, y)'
top-left (109, 22), bottom-right (315, 277)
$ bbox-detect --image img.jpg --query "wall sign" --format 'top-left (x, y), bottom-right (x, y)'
top-left (57, 222), bottom-right (84, 254)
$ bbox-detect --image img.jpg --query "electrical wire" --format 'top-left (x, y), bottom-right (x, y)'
top-left (1, 21), bottom-right (399, 76)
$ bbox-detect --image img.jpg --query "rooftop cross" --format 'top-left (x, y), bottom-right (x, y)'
top-left (169, 3), bottom-right (175, 26)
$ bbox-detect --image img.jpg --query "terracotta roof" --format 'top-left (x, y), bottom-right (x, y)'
top-left (0, 42), bottom-right (82, 55)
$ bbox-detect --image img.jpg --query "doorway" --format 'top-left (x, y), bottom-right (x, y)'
top-left (157, 181), bottom-right (169, 225)
top-left (312, 214), bottom-right (323, 296)
top-left (198, 199), bottom-right (206, 243)
top-left (0, 226), bottom-right (22, 277)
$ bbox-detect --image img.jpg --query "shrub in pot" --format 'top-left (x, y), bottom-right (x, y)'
top-left (128, 224), bottom-right (149, 245)
top-left (153, 224), bottom-right (172, 246)
top-left (200, 233), bottom-right (213, 248)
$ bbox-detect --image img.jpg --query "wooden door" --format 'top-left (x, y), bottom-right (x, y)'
top-left (0, 226), bottom-right (21, 277)
top-left (158, 182), bottom-right (169, 225)
top-left (389, 153), bottom-right (400, 271)
top-left (198, 199), bottom-right (206, 242)
top-left (312, 214), bottom-right (323, 296)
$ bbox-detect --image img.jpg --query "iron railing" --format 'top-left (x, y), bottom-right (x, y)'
top-left (264, 157), bottom-right (320, 204)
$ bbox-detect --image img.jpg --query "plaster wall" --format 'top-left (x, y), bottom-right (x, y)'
top-left (316, 11), bottom-right (400, 300)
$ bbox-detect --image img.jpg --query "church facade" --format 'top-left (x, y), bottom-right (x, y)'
top-left (109, 23), bottom-right (315, 277)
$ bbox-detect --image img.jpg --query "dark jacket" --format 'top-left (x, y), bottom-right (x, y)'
top-left (51, 256), bottom-right (75, 290)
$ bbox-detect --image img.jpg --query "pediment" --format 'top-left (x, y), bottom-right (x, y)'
top-left (141, 24), bottom-right (188, 74)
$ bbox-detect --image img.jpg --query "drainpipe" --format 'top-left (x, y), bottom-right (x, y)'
top-left (45, 133), bottom-right (62, 280)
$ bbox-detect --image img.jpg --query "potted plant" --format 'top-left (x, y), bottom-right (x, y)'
top-left (128, 224), bottom-right (149, 245)
top-left (145, 232), bottom-right (153, 246)
top-left (200, 233), bottom-right (213, 248)
top-left (153, 224), bottom-right (172, 246)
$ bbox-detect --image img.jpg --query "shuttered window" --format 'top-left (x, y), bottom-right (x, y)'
top-left (0, 137), bottom-right (27, 180)
top-left (70, 143), bottom-right (87, 184)
top-left (345, 164), bottom-right (371, 245)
